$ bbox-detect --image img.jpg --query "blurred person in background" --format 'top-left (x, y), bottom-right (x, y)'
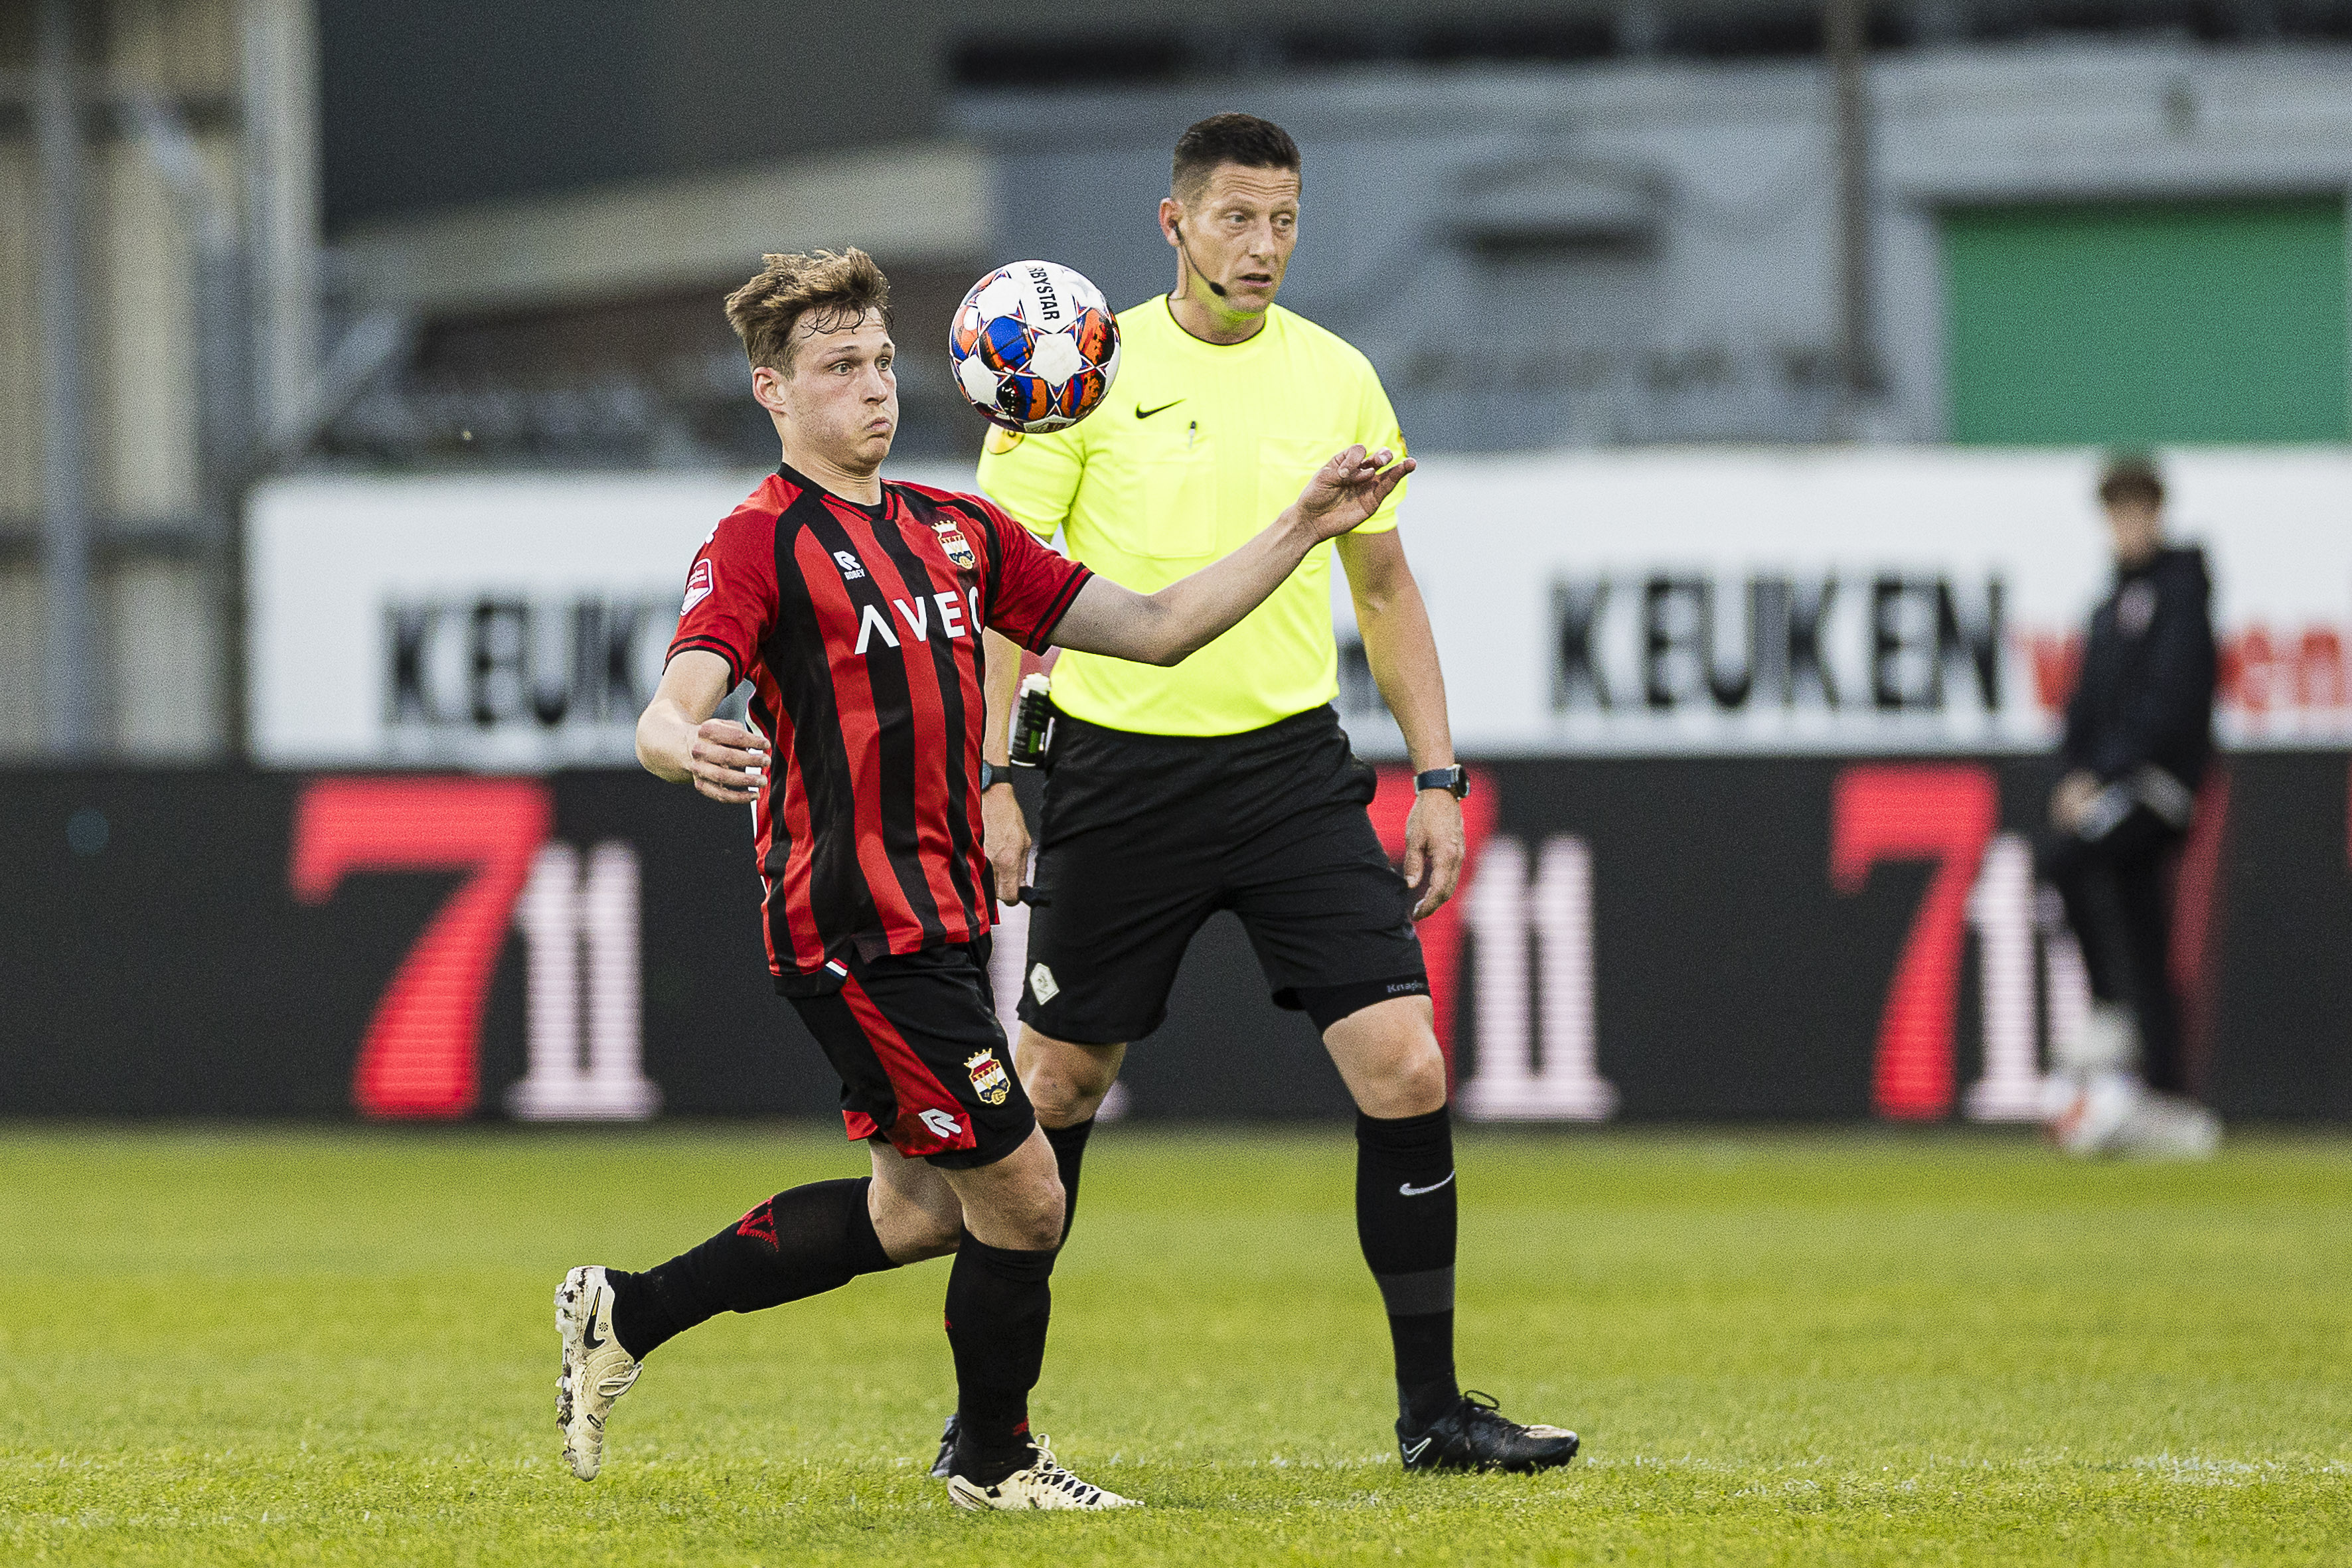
top-left (2039, 455), bottom-right (2221, 1159)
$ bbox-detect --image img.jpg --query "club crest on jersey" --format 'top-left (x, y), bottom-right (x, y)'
top-left (681, 558), bottom-right (714, 613)
top-left (934, 519), bottom-right (977, 572)
top-left (965, 1048), bottom-right (1012, 1106)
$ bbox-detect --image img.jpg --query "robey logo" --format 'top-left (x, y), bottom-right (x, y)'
top-left (834, 550), bottom-right (866, 581)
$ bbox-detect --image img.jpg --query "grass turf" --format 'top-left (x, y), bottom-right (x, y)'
top-left (1, 1125), bottom-right (2347, 1565)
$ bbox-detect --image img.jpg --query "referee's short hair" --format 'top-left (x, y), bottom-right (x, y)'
top-left (724, 248), bottom-right (893, 376)
top-left (2096, 454), bottom-right (2166, 510)
top-left (1172, 113), bottom-right (1301, 202)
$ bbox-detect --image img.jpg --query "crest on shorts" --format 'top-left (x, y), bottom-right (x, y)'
top-left (934, 518), bottom-right (978, 572)
top-left (965, 1048), bottom-right (1012, 1106)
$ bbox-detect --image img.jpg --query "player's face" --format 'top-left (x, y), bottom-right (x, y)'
top-left (1163, 163), bottom-right (1300, 315)
top-left (754, 309), bottom-right (898, 470)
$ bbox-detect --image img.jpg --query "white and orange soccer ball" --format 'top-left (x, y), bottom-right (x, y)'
top-left (949, 260), bottom-right (1121, 433)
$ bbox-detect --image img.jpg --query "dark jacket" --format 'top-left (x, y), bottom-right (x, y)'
top-left (2061, 544), bottom-right (2217, 790)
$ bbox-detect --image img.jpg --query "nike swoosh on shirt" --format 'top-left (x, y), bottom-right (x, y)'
top-left (1135, 400), bottom-right (1184, 419)
top-left (1399, 1172), bottom-right (1456, 1198)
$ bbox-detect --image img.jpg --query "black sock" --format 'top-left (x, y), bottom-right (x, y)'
top-left (945, 1229), bottom-right (1058, 1486)
top-left (1356, 1107), bottom-right (1461, 1426)
top-left (1042, 1117), bottom-right (1095, 1241)
top-left (608, 1176), bottom-right (896, 1359)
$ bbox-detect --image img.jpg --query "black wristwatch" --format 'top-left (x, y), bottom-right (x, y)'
top-left (1415, 765), bottom-right (1470, 799)
top-left (980, 761), bottom-right (1013, 793)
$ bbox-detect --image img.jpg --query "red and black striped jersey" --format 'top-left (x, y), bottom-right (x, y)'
top-left (667, 465), bottom-right (1092, 976)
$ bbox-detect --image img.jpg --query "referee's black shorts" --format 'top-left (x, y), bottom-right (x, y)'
top-left (1017, 703), bottom-right (1429, 1046)
top-left (776, 938), bottom-right (1034, 1169)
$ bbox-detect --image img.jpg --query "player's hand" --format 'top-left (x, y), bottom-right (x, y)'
top-left (2049, 768), bottom-right (2100, 832)
top-left (982, 780), bottom-right (1032, 904)
top-left (1294, 444), bottom-right (1415, 542)
top-left (688, 718), bottom-right (769, 804)
top-left (1402, 787), bottom-right (1465, 919)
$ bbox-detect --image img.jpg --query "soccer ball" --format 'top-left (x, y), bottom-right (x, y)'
top-left (950, 260), bottom-right (1121, 433)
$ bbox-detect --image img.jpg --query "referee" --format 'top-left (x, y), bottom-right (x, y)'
top-left (965, 114), bottom-right (1579, 1472)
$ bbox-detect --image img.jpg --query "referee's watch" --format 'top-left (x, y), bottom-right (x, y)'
top-left (980, 761), bottom-right (1013, 792)
top-left (1415, 765), bottom-right (1470, 799)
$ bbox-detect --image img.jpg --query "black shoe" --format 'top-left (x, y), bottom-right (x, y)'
top-left (927, 1413), bottom-right (959, 1480)
top-left (1397, 1390), bottom-right (1580, 1473)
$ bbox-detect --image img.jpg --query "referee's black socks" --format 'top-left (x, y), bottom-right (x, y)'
top-left (1041, 1116), bottom-right (1095, 1240)
top-left (1356, 1106), bottom-right (1462, 1426)
top-left (608, 1177), bottom-right (898, 1358)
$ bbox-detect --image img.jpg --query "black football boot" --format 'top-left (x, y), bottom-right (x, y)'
top-left (1397, 1390), bottom-right (1580, 1473)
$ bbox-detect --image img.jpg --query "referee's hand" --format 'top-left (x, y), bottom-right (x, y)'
top-left (688, 718), bottom-right (769, 805)
top-left (1403, 789), bottom-right (1466, 920)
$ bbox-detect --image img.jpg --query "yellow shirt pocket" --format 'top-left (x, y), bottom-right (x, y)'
top-left (1255, 435), bottom-right (1349, 538)
top-left (1140, 433), bottom-right (1219, 562)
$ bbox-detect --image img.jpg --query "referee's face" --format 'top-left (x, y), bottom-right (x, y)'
top-left (1163, 163), bottom-right (1301, 315)
top-left (753, 310), bottom-right (899, 471)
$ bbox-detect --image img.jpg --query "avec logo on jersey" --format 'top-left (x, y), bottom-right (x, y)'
top-left (852, 589), bottom-right (984, 656)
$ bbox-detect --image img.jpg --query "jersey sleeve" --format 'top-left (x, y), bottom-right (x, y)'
top-left (976, 424), bottom-right (1085, 540)
top-left (972, 495), bottom-right (1093, 651)
top-left (1352, 357), bottom-right (1409, 536)
top-left (665, 509), bottom-right (777, 685)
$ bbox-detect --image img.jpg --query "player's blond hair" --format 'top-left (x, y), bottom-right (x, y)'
top-left (724, 248), bottom-right (893, 375)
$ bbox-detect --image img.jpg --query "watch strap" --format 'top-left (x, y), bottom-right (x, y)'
top-left (1415, 765), bottom-right (1469, 799)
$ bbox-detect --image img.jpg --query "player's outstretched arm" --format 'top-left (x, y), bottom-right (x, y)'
top-left (1053, 444), bottom-right (1415, 666)
top-left (637, 649), bottom-right (769, 803)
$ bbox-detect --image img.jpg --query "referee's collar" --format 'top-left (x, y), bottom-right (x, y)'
top-left (1157, 294), bottom-right (1279, 352)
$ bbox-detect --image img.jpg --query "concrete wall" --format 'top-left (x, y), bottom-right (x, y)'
top-left (953, 40), bottom-right (2352, 450)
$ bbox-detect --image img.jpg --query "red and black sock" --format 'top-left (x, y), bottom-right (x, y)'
top-left (1356, 1107), bottom-right (1462, 1426)
top-left (607, 1176), bottom-right (896, 1359)
top-left (945, 1229), bottom-right (1058, 1486)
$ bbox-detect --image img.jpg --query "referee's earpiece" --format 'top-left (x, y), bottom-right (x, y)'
top-left (1172, 219), bottom-right (1228, 299)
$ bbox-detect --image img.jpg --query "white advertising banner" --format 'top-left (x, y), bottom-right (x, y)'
top-left (1338, 446), bottom-right (2352, 757)
top-left (250, 449), bottom-right (2352, 768)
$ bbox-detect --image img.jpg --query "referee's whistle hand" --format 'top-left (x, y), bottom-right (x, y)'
top-left (688, 718), bottom-right (770, 805)
top-left (1295, 445), bottom-right (1415, 542)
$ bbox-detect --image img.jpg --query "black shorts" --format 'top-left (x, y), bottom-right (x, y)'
top-left (1017, 704), bottom-right (1428, 1045)
top-left (777, 939), bottom-right (1034, 1169)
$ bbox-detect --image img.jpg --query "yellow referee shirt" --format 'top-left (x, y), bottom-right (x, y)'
top-left (977, 296), bottom-right (1408, 736)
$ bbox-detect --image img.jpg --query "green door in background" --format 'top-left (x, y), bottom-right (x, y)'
top-left (1943, 197), bottom-right (2350, 444)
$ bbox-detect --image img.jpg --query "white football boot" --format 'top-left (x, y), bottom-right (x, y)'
top-left (2047, 1002), bottom-right (2141, 1157)
top-left (554, 1265), bottom-right (642, 1480)
top-left (2115, 1091), bottom-right (2222, 1160)
top-left (946, 1437), bottom-right (1142, 1512)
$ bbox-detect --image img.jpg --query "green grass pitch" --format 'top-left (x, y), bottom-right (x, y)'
top-left (3, 1125), bottom-right (2348, 1565)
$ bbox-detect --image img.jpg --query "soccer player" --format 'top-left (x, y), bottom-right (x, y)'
top-left (554, 247), bottom-right (1410, 1510)
top-left (961, 114), bottom-right (1580, 1473)
top-left (2039, 455), bottom-right (2221, 1159)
